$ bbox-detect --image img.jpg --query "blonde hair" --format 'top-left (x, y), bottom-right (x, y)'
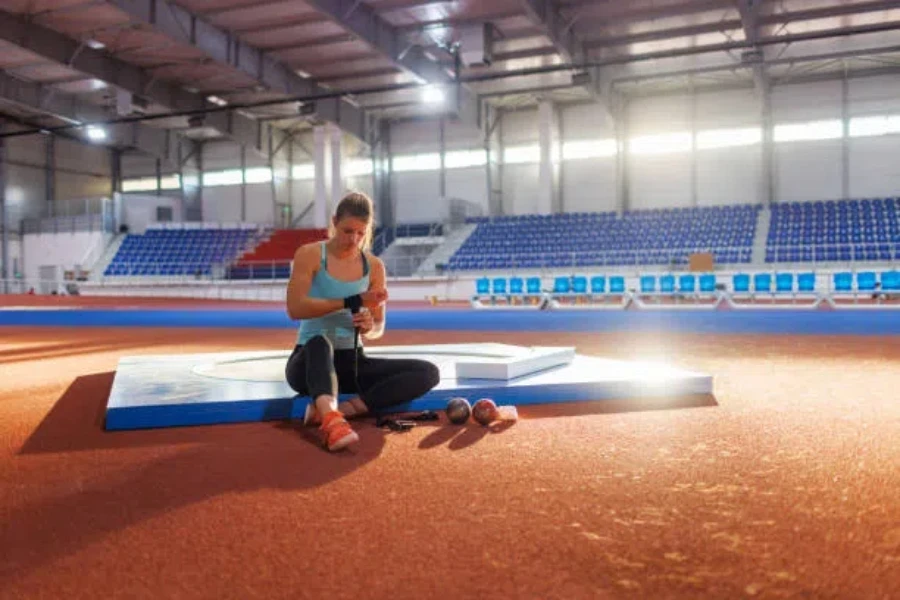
top-left (331, 191), bottom-right (375, 251)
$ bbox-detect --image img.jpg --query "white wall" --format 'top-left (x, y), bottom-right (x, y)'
top-left (501, 109), bottom-right (540, 145)
top-left (291, 179), bottom-right (316, 226)
top-left (697, 146), bottom-right (762, 206)
top-left (563, 158), bottom-right (617, 213)
top-left (391, 120), bottom-right (439, 153)
top-left (55, 138), bottom-right (111, 201)
top-left (392, 171), bottom-right (442, 223)
top-left (246, 183), bottom-right (275, 224)
top-left (121, 193), bottom-right (185, 233)
top-left (502, 164), bottom-right (540, 215)
top-left (201, 186), bottom-right (242, 224)
top-left (5, 164), bottom-right (46, 223)
top-left (445, 167), bottom-right (488, 214)
top-left (5, 137), bottom-right (49, 225)
top-left (775, 141), bottom-right (843, 203)
top-left (695, 89), bottom-right (761, 128)
top-left (848, 136), bottom-right (900, 198)
top-left (22, 231), bottom-right (106, 281)
top-left (93, 74), bottom-right (900, 238)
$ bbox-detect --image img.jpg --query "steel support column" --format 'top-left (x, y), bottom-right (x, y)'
top-left (760, 82), bottom-right (774, 206)
top-left (841, 66), bottom-right (851, 200)
top-left (0, 136), bottom-right (7, 294)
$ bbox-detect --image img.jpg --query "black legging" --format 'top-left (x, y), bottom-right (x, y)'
top-left (285, 334), bottom-right (440, 413)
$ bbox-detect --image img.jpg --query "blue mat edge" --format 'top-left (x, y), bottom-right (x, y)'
top-left (6, 307), bottom-right (900, 335)
top-left (104, 376), bottom-right (714, 430)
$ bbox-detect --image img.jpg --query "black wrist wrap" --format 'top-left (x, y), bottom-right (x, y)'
top-left (344, 294), bottom-right (363, 313)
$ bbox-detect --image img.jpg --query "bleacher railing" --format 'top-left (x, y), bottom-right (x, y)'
top-left (449, 241), bottom-right (899, 271)
top-left (225, 252), bottom-right (434, 279)
top-left (104, 262), bottom-right (224, 278)
top-left (764, 241), bottom-right (900, 263)
top-left (448, 245), bottom-right (754, 270)
top-left (21, 196), bottom-right (115, 234)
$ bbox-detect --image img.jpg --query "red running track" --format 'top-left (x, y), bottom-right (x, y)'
top-left (0, 300), bottom-right (898, 599)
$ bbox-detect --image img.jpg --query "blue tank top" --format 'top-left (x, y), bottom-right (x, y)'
top-left (297, 242), bottom-right (370, 350)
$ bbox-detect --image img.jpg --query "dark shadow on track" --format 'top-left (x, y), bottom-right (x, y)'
top-left (7, 372), bottom-right (386, 582)
top-left (517, 393), bottom-right (718, 419)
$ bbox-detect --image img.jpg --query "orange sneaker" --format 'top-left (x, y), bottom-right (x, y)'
top-left (320, 411), bottom-right (359, 452)
top-left (303, 402), bottom-right (321, 427)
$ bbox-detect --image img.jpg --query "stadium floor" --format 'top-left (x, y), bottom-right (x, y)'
top-left (1, 297), bottom-right (898, 599)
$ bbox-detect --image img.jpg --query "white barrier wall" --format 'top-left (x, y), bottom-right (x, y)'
top-left (121, 193), bottom-right (184, 233)
top-left (73, 264), bottom-right (896, 304)
top-left (22, 231), bottom-right (109, 282)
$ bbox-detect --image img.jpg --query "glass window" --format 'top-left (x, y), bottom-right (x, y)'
top-left (696, 127), bottom-right (762, 150)
top-left (773, 119), bottom-right (842, 142)
top-left (629, 132), bottom-right (693, 155)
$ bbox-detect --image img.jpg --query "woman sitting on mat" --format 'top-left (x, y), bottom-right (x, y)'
top-left (284, 191), bottom-right (440, 451)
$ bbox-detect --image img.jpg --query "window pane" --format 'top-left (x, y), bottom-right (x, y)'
top-left (346, 158), bottom-right (373, 176)
top-left (392, 153), bottom-right (440, 171)
top-left (159, 174), bottom-right (181, 190)
top-left (121, 178), bottom-right (158, 192)
top-left (292, 164), bottom-right (315, 180)
top-left (562, 139), bottom-right (617, 160)
top-left (504, 144), bottom-right (540, 164)
top-left (629, 132), bottom-right (693, 155)
top-left (244, 167), bottom-right (272, 183)
top-left (445, 149), bottom-right (487, 169)
top-left (773, 119), bottom-right (842, 142)
top-left (696, 127), bottom-right (762, 149)
top-left (203, 170), bottom-right (243, 187)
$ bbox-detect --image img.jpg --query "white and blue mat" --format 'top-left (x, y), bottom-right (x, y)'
top-left (105, 343), bottom-right (714, 431)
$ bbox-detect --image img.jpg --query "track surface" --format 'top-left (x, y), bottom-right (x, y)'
top-left (1, 315), bottom-right (899, 598)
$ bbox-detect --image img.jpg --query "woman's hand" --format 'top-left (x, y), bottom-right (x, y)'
top-left (352, 308), bottom-right (375, 334)
top-left (361, 288), bottom-right (388, 309)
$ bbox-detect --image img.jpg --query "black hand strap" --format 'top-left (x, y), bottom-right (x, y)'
top-left (344, 294), bottom-right (363, 313)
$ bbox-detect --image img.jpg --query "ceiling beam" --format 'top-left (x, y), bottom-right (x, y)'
top-left (584, 1), bottom-right (900, 49)
top-left (617, 63), bottom-right (900, 99)
top-left (517, 0), bottom-right (615, 120)
top-left (300, 0), bottom-right (480, 129)
top-left (567, 0), bottom-right (726, 28)
top-left (107, 0), bottom-right (369, 142)
top-left (612, 43), bottom-right (900, 85)
top-left (0, 9), bottom-right (283, 157)
top-left (736, 0), bottom-right (768, 96)
top-left (0, 69), bottom-right (179, 163)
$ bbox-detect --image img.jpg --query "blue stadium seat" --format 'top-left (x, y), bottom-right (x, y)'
top-left (475, 277), bottom-right (490, 295)
top-left (446, 205), bottom-right (760, 271)
top-left (833, 272), bottom-right (853, 292)
top-left (660, 275), bottom-right (675, 294)
top-left (609, 276), bottom-right (625, 294)
top-left (640, 275), bottom-right (657, 294)
top-left (678, 274), bottom-right (696, 293)
top-left (572, 276), bottom-right (588, 294)
top-left (857, 272), bottom-right (877, 291)
top-left (509, 277), bottom-right (524, 295)
top-left (553, 277), bottom-right (570, 294)
top-left (699, 274), bottom-right (716, 293)
top-left (882, 271), bottom-right (900, 291)
top-left (492, 278), bottom-right (507, 295)
top-left (105, 227), bottom-right (259, 278)
top-left (775, 273), bottom-right (794, 293)
top-left (766, 198), bottom-right (900, 264)
top-left (754, 273), bottom-right (772, 293)
top-left (797, 273), bottom-right (816, 292)
top-left (526, 277), bottom-right (542, 294)
top-left (590, 276), bottom-right (606, 294)
top-left (733, 274), bottom-right (750, 293)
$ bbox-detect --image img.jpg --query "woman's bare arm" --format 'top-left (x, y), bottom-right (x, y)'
top-left (363, 255), bottom-right (388, 340)
top-left (285, 245), bottom-right (344, 320)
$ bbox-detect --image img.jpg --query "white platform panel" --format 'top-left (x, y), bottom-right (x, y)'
top-left (105, 343), bottom-right (714, 430)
